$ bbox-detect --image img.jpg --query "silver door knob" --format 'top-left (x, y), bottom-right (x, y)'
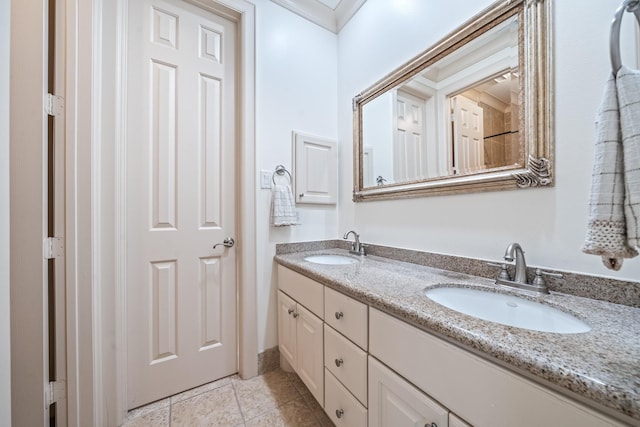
top-left (213, 237), bottom-right (235, 249)
top-left (335, 409), bottom-right (344, 419)
top-left (335, 358), bottom-right (343, 367)
top-left (335, 311), bottom-right (343, 320)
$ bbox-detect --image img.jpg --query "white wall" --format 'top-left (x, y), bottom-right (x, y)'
top-left (254, 0), bottom-right (338, 351)
top-left (337, 0), bottom-right (640, 282)
top-left (0, 0), bottom-right (11, 424)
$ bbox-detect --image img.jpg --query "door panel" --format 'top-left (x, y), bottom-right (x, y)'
top-left (278, 291), bottom-right (297, 368)
top-left (296, 305), bottom-right (324, 406)
top-left (452, 95), bottom-right (484, 174)
top-left (127, 0), bottom-right (237, 408)
top-left (395, 90), bottom-right (427, 182)
top-left (369, 357), bottom-right (448, 427)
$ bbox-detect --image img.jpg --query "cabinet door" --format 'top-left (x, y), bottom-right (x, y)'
top-left (296, 304), bottom-right (324, 406)
top-left (369, 356), bottom-right (448, 427)
top-left (277, 291), bottom-right (297, 368)
top-left (449, 413), bottom-right (472, 427)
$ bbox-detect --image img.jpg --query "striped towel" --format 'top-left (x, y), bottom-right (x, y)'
top-left (270, 184), bottom-right (297, 226)
top-left (583, 66), bottom-right (640, 270)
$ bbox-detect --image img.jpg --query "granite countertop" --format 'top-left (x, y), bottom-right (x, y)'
top-left (274, 248), bottom-right (640, 424)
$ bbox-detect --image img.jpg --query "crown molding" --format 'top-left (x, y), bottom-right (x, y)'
top-left (270, 0), bottom-right (366, 33)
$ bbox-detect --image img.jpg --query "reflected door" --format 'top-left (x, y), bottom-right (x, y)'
top-left (394, 90), bottom-right (427, 182)
top-left (452, 95), bottom-right (484, 174)
top-left (126, 0), bottom-right (238, 408)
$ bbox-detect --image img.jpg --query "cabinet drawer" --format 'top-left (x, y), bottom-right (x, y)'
top-left (278, 265), bottom-right (324, 318)
top-left (324, 324), bottom-right (367, 406)
top-left (324, 286), bottom-right (368, 350)
top-left (325, 369), bottom-right (367, 427)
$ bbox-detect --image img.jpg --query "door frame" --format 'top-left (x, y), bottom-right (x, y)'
top-left (84, 0), bottom-right (256, 424)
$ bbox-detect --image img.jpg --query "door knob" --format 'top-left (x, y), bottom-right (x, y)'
top-left (213, 237), bottom-right (235, 249)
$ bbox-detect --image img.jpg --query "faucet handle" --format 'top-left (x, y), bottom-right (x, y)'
top-left (532, 268), bottom-right (563, 287)
top-left (487, 262), bottom-right (511, 281)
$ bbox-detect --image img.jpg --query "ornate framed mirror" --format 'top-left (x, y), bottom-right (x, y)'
top-left (352, 0), bottom-right (552, 201)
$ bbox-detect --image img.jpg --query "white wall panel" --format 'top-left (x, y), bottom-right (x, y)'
top-left (254, 0), bottom-right (338, 352)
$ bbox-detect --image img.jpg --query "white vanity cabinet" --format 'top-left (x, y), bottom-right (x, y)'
top-left (369, 308), bottom-right (624, 427)
top-left (277, 264), bottom-right (626, 427)
top-left (277, 267), bottom-right (325, 406)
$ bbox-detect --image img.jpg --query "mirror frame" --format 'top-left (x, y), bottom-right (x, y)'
top-left (352, 0), bottom-right (552, 201)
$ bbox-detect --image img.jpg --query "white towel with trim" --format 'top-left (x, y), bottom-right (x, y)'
top-left (270, 184), bottom-right (297, 226)
top-left (583, 66), bottom-right (640, 269)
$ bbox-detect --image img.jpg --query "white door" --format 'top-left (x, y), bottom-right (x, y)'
top-left (452, 95), bottom-right (484, 174)
top-left (394, 90), bottom-right (427, 182)
top-left (127, 0), bottom-right (238, 408)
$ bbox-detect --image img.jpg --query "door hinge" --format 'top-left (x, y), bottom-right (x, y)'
top-left (45, 93), bottom-right (64, 116)
top-left (46, 381), bottom-right (66, 407)
top-left (44, 237), bottom-right (64, 259)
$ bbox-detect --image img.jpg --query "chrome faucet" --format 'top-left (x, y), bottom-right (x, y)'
top-left (503, 242), bottom-right (527, 284)
top-left (491, 242), bottom-right (553, 294)
top-left (343, 230), bottom-right (366, 255)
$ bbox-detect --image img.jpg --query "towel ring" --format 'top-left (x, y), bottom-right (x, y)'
top-left (272, 165), bottom-right (292, 185)
top-left (610, 0), bottom-right (640, 74)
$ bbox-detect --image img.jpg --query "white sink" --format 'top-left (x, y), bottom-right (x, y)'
top-left (304, 254), bottom-right (358, 265)
top-left (425, 287), bottom-right (590, 334)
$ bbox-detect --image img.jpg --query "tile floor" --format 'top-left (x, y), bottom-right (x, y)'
top-left (122, 369), bottom-right (334, 427)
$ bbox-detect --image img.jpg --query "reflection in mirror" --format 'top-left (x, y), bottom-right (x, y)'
top-left (362, 16), bottom-right (520, 187)
top-left (354, 0), bottom-right (552, 201)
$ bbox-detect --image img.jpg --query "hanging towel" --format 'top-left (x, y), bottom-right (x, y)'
top-left (583, 66), bottom-right (640, 269)
top-left (270, 184), bottom-right (297, 226)
top-left (617, 66), bottom-right (640, 248)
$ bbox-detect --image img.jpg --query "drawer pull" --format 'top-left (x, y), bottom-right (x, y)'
top-left (335, 311), bottom-right (344, 320)
top-left (287, 308), bottom-right (294, 315)
top-left (334, 358), bottom-right (344, 367)
top-left (425, 423), bottom-right (437, 427)
top-left (292, 312), bottom-right (299, 318)
top-left (335, 409), bottom-right (344, 419)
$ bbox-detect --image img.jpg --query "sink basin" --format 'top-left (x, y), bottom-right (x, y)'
top-left (304, 254), bottom-right (358, 265)
top-left (425, 287), bottom-right (590, 334)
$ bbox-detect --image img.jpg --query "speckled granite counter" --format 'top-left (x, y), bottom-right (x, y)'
top-left (275, 248), bottom-right (640, 425)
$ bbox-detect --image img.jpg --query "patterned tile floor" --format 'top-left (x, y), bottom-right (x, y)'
top-left (122, 369), bottom-right (334, 427)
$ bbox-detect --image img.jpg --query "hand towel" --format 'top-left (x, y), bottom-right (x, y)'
top-left (270, 184), bottom-right (297, 226)
top-left (617, 66), bottom-right (640, 249)
top-left (583, 66), bottom-right (640, 269)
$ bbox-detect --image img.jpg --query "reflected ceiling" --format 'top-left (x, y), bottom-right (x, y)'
top-left (269, 0), bottom-right (367, 33)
